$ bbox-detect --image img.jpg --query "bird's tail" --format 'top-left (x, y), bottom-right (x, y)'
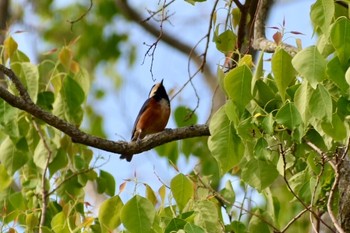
top-left (120, 154), bottom-right (133, 162)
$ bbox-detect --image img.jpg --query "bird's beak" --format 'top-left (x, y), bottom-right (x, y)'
top-left (160, 79), bottom-right (164, 85)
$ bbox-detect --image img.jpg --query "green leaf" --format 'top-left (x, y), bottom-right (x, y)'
top-left (310, 0), bottom-right (334, 33)
top-left (0, 98), bottom-right (18, 124)
top-left (37, 91), bottom-right (55, 111)
top-left (321, 113), bottom-right (347, 141)
top-left (227, 221), bottom-right (246, 233)
top-left (165, 218), bottom-right (187, 233)
top-left (33, 139), bottom-right (56, 170)
top-left (21, 62), bottom-right (39, 102)
top-left (194, 200), bottom-right (220, 233)
top-left (327, 57), bottom-right (349, 92)
top-left (0, 137), bottom-right (27, 175)
top-left (294, 81), bottom-right (313, 123)
top-left (0, 164), bottom-right (12, 191)
top-left (254, 79), bottom-right (276, 110)
top-left (184, 223), bottom-right (206, 233)
top-left (174, 106), bottom-right (198, 127)
top-left (248, 210), bottom-right (270, 233)
top-left (121, 195), bottom-right (155, 233)
top-left (51, 212), bottom-right (69, 233)
top-left (208, 106), bottom-right (244, 174)
top-left (98, 195), bottom-right (123, 231)
top-left (272, 48), bottom-right (295, 101)
top-left (99, 170), bottom-right (115, 196)
top-left (241, 158), bottom-right (279, 191)
top-left (261, 113), bottom-right (274, 135)
top-left (289, 169), bottom-right (312, 202)
top-left (275, 102), bottom-right (302, 130)
top-left (330, 17), bottom-right (350, 63)
top-left (53, 75), bottom-right (85, 125)
top-left (309, 84), bottom-right (332, 122)
top-left (220, 180), bottom-right (235, 205)
top-left (224, 65), bottom-right (252, 113)
top-left (215, 30), bottom-right (236, 53)
top-left (292, 46), bottom-right (326, 88)
top-left (49, 149), bottom-right (68, 177)
top-left (252, 52), bottom-right (264, 91)
top-left (170, 173), bottom-right (193, 211)
top-left (145, 184), bottom-right (158, 206)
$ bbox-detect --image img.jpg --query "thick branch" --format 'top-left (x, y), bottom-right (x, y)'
top-left (0, 65), bottom-right (210, 158)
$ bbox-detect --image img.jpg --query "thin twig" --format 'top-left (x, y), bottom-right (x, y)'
top-left (142, 0), bottom-right (171, 79)
top-left (67, 0), bottom-right (93, 30)
top-left (279, 144), bottom-right (335, 232)
top-left (47, 168), bottom-right (94, 197)
top-left (32, 119), bottom-right (52, 232)
top-left (280, 207), bottom-right (309, 233)
top-left (193, 171), bottom-right (280, 232)
top-left (142, 0), bottom-right (175, 22)
top-left (201, 0), bottom-right (220, 72)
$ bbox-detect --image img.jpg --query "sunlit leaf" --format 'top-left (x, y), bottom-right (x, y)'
top-left (208, 106), bottom-right (244, 174)
top-left (224, 65), bottom-right (252, 113)
top-left (275, 102), bottom-right (302, 130)
top-left (272, 48), bottom-right (295, 101)
top-left (170, 173), bottom-right (193, 211)
top-left (0, 137), bottom-right (27, 175)
top-left (309, 84), bottom-right (332, 122)
top-left (4, 37), bottom-right (18, 61)
top-left (194, 200), bottom-right (220, 232)
top-left (145, 184), bottom-right (158, 206)
top-left (310, 0), bottom-right (334, 33)
top-left (99, 195), bottom-right (123, 231)
top-left (330, 17), bottom-right (350, 63)
top-left (121, 195), bottom-right (155, 233)
top-left (215, 30), bottom-right (236, 53)
top-left (165, 218), bottom-right (187, 233)
top-left (174, 106), bottom-right (198, 127)
top-left (327, 57), bottom-right (349, 92)
top-left (241, 158), bottom-right (279, 191)
top-left (0, 164), bottom-right (12, 191)
top-left (292, 46), bottom-right (326, 88)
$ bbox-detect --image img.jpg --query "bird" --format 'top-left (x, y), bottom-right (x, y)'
top-left (120, 79), bottom-right (171, 162)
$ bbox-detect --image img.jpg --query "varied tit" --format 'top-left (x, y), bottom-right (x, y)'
top-left (120, 80), bottom-right (171, 162)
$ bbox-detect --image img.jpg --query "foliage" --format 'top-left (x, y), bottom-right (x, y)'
top-left (0, 0), bottom-right (350, 232)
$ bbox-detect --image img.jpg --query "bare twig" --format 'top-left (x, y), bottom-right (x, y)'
top-left (280, 207), bottom-right (309, 233)
top-left (141, 0), bottom-right (171, 78)
top-left (32, 119), bottom-right (52, 233)
top-left (67, 0), bottom-right (93, 30)
top-left (279, 144), bottom-right (335, 232)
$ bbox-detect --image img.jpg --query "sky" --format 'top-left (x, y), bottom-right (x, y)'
top-left (10, 0), bottom-right (316, 219)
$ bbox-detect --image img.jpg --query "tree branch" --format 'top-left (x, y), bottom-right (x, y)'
top-left (0, 64), bottom-right (210, 159)
top-left (252, 0), bottom-right (298, 56)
